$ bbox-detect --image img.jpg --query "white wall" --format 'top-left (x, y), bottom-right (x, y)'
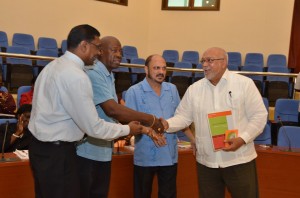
top-left (0, 0), bottom-right (294, 63)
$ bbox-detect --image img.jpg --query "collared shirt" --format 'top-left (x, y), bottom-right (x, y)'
top-left (77, 61), bottom-right (118, 161)
top-left (28, 51), bottom-right (129, 142)
top-left (125, 78), bottom-right (179, 166)
top-left (167, 69), bottom-right (268, 168)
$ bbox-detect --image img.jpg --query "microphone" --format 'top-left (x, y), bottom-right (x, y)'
top-left (0, 120), bottom-right (19, 162)
top-left (277, 116), bottom-right (292, 152)
top-left (229, 91), bottom-right (232, 98)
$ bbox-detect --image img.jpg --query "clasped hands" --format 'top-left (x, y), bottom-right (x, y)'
top-left (128, 117), bottom-right (169, 147)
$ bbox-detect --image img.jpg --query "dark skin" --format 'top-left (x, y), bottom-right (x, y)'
top-left (68, 35), bottom-right (143, 136)
top-left (98, 36), bottom-right (165, 134)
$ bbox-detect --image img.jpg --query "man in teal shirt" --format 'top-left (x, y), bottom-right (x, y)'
top-left (76, 36), bottom-right (164, 198)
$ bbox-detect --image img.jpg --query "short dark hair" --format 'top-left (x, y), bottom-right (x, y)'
top-left (16, 104), bottom-right (32, 118)
top-left (67, 24), bottom-right (100, 50)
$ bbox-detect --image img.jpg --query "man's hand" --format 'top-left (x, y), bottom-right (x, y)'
top-left (222, 137), bottom-right (245, 152)
top-left (151, 117), bottom-right (165, 134)
top-left (159, 118), bottom-right (169, 131)
top-left (128, 121), bottom-right (143, 136)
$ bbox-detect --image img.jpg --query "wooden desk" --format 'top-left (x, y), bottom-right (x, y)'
top-left (0, 146), bottom-right (300, 198)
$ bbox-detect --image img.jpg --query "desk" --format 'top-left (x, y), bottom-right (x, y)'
top-left (0, 146), bottom-right (300, 198)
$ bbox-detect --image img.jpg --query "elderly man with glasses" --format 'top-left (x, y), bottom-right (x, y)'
top-left (164, 47), bottom-right (267, 198)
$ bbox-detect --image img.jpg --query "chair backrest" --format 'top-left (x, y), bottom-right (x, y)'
top-left (36, 49), bottom-right (58, 66)
top-left (162, 50), bottom-right (179, 63)
top-left (61, 40), bottom-right (67, 54)
top-left (278, 126), bottom-right (300, 148)
top-left (241, 65), bottom-right (264, 81)
top-left (0, 118), bottom-right (17, 125)
top-left (267, 66), bottom-right (290, 82)
top-left (267, 54), bottom-right (287, 68)
top-left (172, 62), bottom-right (193, 77)
top-left (227, 52), bottom-right (242, 67)
top-left (254, 123), bottom-right (271, 145)
top-left (122, 45), bottom-right (138, 61)
top-left (182, 51), bottom-right (199, 66)
top-left (194, 63), bottom-right (204, 78)
top-left (17, 86), bottom-right (31, 108)
top-left (274, 99), bottom-right (299, 122)
top-left (38, 37), bottom-right (58, 52)
top-left (244, 53), bottom-right (264, 67)
top-left (6, 46), bottom-right (32, 65)
top-left (131, 58), bottom-right (145, 73)
top-left (0, 31), bottom-right (8, 49)
top-left (12, 33), bottom-right (35, 51)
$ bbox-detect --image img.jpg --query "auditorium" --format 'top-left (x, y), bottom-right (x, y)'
top-left (0, 0), bottom-right (299, 198)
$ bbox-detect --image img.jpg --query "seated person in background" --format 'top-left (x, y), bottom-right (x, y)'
top-left (0, 104), bottom-right (32, 152)
top-left (0, 81), bottom-right (16, 115)
top-left (19, 77), bottom-right (36, 106)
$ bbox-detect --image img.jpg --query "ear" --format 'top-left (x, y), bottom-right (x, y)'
top-left (144, 66), bottom-right (148, 75)
top-left (78, 40), bottom-right (88, 53)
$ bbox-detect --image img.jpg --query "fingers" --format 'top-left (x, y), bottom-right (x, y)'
top-left (222, 137), bottom-right (245, 152)
top-left (159, 118), bottom-right (169, 130)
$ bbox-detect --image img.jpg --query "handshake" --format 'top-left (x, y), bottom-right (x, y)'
top-left (128, 116), bottom-right (169, 147)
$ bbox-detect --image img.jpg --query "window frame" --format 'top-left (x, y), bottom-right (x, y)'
top-left (95, 0), bottom-right (128, 6)
top-left (161, 0), bottom-right (220, 11)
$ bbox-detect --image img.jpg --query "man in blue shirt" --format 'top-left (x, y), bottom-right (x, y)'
top-left (76, 36), bottom-right (165, 198)
top-left (125, 54), bottom-right (195, 198)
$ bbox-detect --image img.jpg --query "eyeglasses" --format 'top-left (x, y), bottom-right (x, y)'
top-left (86, 41), bottom-right (101, 50)
top-left (200, 58), bottom-right (224, 64)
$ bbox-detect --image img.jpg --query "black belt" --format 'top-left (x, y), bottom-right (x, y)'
top-left (33, 136), bottom-right (76, 146)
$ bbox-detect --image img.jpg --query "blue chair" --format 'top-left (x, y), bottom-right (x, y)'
top-left (182, 51), bottom-right (199, 68)
top-left (61, 40), bottom-right (67, 54)
top-left (254, 97), bottom-right (271, 144)
top-left (0, 31), bottom-right (8, 51)
top-left (241, 65), bottom-right (264, 95)
top-left (227, 52), bottom-right (242, 68)
top-left (17, 86), bottom-right (31, 109)
top-left (12, 33), bottom-right (35, 52)
top-left (122, 45), bottom-right (138, 62)
top-left (255, 124), bottom-right (271, 145)
top-left (244, 53), bottom-right (264, 67)
top-left (162, 50), bottom-right (179, 64)
top-left (171, 62), bottom-right (193, 98)
top-left (277, 126), bottom-right (300, 148)
top-left (265, 67), bottom-right (290, 106)
top-left (267, 54), bottom-right (287, 68)
top-left (5, 46), bottom-right (33, 89)
top-left (194, 63), bottom-right (204, 82)
top-left (274, 99), bottom-right (299, 123)
top-left (38, 37), bottom-right (58, 53)
top-left (35, 49), bottom-right (58, 76)
top-left (131, 58), bottom-right (145, 84)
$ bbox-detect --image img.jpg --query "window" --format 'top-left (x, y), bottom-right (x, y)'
top-left (162, 0), bottom-right (220, 11)
top-left (96, 0), bottom-right (128, 6)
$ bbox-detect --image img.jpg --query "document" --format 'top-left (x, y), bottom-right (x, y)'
top-left (207, 110), bottom-right (238, 151)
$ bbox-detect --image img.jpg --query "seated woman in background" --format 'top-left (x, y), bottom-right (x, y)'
top-left (0, 83), bottom-right (16, 115)
top-left (0, 104), bottom-right (32, 152)
top-left (19, 77), bottom-right (36, 106)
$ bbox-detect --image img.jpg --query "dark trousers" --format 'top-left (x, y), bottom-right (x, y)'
top-left (197, 160), bottom-right (259, 198)
top-left (29, 138), bottom-right (79, 198)
top-left (134, 164), bottom-right (177, 198)
top-left (77, 155), bottom-right (111, 198)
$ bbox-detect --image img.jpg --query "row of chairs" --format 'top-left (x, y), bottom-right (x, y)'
top-left (122, 45), bottom-right (288, 68)
top-left (0, 31), bottom-right (66, 54)
top-left (115, 57), bottom-right (294, 104)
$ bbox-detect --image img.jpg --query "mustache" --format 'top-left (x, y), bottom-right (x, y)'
top-left (156, 74), bottom-right (165, 78)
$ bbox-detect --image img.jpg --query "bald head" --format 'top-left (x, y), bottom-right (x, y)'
top-left (202, 47), bottom-right (228, 86)
top-left (99, 36), bottom-right (122, 71)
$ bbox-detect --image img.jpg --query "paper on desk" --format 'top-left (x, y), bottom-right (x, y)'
top-left (178, 141), bottom-right (191, 149)
top-left (14, 149), bottom-right (29, 160)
